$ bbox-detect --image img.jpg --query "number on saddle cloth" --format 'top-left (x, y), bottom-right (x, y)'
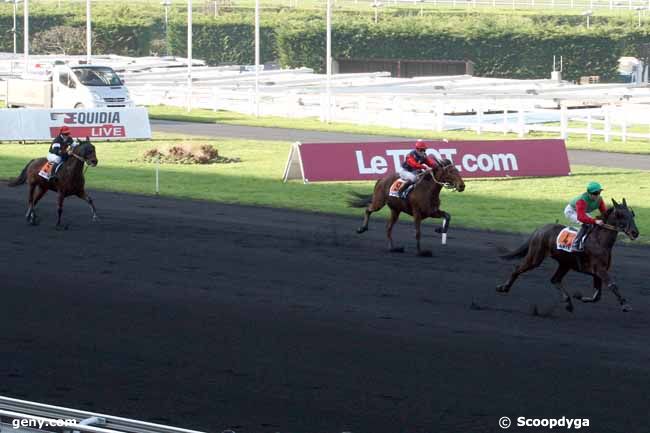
top-left (389, 179), bottom-right (414, 199)
top-left (38, 162), bottom-right (55, 180)
top-left (556, 227), bottom-right (579, 252)
top-left (389, 179), bottom-right (404, 197)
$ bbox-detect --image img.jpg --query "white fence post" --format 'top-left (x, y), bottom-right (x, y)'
top-left (395, 97), bottom-right (403, 129)
top-left (560, 104), bottom-right (568, 139)
top-left (475, 105), bottom-right (483, 135)
top-left (604, 106), bottom-right (611, 143)
top-left (503, 106), bottom-right (509, 135)
top-left (435, 101), bottom-right (444, 132)
top-left (517, 107), bottom-right (525, 137)
top-left (621, 116), bottom-right (627, 143)
top-left (587, 114), bottom-right (592, 142)
top-left (360, 96), bottom-right (369, 125)
top-left (212, 87), bottom-right (219, 112)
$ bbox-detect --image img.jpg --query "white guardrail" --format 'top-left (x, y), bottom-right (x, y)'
top-left (0, 396), bottom-right (206, 433)
top-left (130, 81), bottom-right (650, 143)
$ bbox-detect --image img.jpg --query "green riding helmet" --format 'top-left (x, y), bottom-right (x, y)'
top-left (586, 181), bottom-right (603, 194)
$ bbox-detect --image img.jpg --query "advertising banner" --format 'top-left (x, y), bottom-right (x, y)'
top-left (0, 107), bottom-right (152, 141)
top-left (283, 139), bottom-right (570, 182)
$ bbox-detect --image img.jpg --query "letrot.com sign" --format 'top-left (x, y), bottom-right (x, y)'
top-left (283, 139), bottom-right (570, 182)
top-left (0, 108), bottom-right (151, 141)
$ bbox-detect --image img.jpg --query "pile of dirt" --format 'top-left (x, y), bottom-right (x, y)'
top-left (138, 144), bottom-right (241, 165)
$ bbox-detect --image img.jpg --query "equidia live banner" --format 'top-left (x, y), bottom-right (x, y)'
top-left (283, 139), bottom-right (571, 182)
top-left (0, 107), bottom-right (151, 141)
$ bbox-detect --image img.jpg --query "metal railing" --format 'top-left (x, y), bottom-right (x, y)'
top-left (0, 396), bottom-right (207, 433)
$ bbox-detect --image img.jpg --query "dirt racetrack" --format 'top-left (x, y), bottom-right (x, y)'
top-left (1, 183), bottom-right (649, 433)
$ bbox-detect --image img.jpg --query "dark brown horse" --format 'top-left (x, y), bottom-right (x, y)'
top-left (348, 159), bottom-right (466, 256)
top-left (497, 199), bottom-right (639, 312)
top-left (8, 139), bottom-right (99, 228)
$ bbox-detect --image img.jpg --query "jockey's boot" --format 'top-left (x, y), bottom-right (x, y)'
top-left (398, 180), bottom-right (413, 199)
top-left (573, 224), bottom-right (591, 251)
top-left (49, 163), bottom-right (60, 182)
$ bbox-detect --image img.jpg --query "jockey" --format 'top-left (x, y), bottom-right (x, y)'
top-left (397, 139), bottom-right (436, 198)
top-left (47, 126), bottom-right (74, 180)
top-left (564, 181), bottom-right (607, 251)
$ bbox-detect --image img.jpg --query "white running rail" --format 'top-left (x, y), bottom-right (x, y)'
top-left (0, 396), bottom-right (207, 433)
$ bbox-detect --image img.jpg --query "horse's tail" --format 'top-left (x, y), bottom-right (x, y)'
top-left (500, 235), bottom-right (532, 260)
top-left (7, 159), bottom-right (34, 187)
top-left (346, 191), bottom-right (373, 208)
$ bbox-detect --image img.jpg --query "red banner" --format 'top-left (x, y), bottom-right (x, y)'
top-left (284, 139), bottom-right (570, 182)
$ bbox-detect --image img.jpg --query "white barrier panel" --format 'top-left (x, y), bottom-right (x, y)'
top-left (0, 109), bottom-right (22, 140)
top-left (0, 107), bottom-right (151, 141)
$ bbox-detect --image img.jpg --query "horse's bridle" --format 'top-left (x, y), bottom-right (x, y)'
top-left (429, 163), bottom-right (458, 190)
top-left (68, 144), bottom-right (95, 174)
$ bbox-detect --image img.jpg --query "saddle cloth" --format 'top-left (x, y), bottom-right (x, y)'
top-left (556, 227), bottom-right (579, 253)
top-left (38, 161), bottom-right (55, 180)
top-left (388, 179), bottom-right (414, 199)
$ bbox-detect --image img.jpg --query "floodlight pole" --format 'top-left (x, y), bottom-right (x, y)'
top-left (86, 0), bottom-right (92, 63)
top-left (325, 0), bottom-right (332, 123)
top-left (187, 0), bottom-right (192, 112)
top-left (12, 0), bottom-right (17, 55)
top-left (161, 0), bottom-right (171, 56)
top-left (23, 0), bottom-right (29, 72)
top-left (254, 0), bottom-right (260, 117)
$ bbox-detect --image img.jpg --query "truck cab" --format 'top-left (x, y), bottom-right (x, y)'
top-left (6, 64), bottom-right (134, 109)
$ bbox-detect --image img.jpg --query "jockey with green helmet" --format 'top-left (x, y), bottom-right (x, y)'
top-left (564, 181), bottom-right (606, 251)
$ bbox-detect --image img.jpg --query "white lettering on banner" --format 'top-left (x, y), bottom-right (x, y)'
top-left (356, 149), bottom-right (520, 175)
top-left (386, 149), bottom-right (410, 171)
top-left (355, 151), bottom-right (389, 174)
top-left (50, 111), bottom-right (121, 125)
top-left (463, 153), bottom-right (519, 172)
top-left (91, 125), bottom-right (125, 137)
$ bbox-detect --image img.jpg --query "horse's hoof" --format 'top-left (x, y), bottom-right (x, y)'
top-left (434, 227), bottom-right (443, 234)
top-left (356, 227), bottom-right (367, 234)
top-left (389, 247), bottom-right (405, 253)
top-left (417, 250), bottom-right (433, 257)
top-left (496, 284), bottom-right (509, 293)
top-left (572, 291), bottom-right (583, 300)
top-left (565, 303), bottom-right (574, 313)
top-left (621, 303), bottom-right (631, 312)
top-left (92, 216), bottom-right (100, 223)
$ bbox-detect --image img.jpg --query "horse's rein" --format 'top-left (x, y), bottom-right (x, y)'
top-left (429, 165), bottom-right (456, 190)
top-left (597, 222), bottom-right (622, 233)
top-left (68, 149), bottom-right (92, 174)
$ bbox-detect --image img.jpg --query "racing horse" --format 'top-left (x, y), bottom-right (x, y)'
top-left (8, 138), bottom-right (99, 228)
top-left (348, 158), bottom-right (465, 256)
top-left (497, 199), bottom-right (639, 312)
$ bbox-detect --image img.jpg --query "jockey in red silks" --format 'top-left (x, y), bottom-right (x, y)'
top-left (397, 140), bottom-right (437, 198)
top-left (47, 126), bottom-right (74, 181)
top-left (564, 181), bottom-right (607, 251)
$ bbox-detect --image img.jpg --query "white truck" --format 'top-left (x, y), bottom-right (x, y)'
top-left (4, 64), bottom-right (134, 109)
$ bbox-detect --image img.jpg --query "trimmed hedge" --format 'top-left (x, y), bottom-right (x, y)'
top-left (168, 13), bottom-right (280, 65)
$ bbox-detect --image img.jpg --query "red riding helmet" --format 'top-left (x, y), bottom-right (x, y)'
top-left (415, 140), bottom-right (427, 151)
top-left (60, 126), bottom-right (71, 135)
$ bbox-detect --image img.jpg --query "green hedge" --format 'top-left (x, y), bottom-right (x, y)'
top-left (276, 14), bottom-right (627, 81)
top-left (167, 12), bottom-right (297, 65)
